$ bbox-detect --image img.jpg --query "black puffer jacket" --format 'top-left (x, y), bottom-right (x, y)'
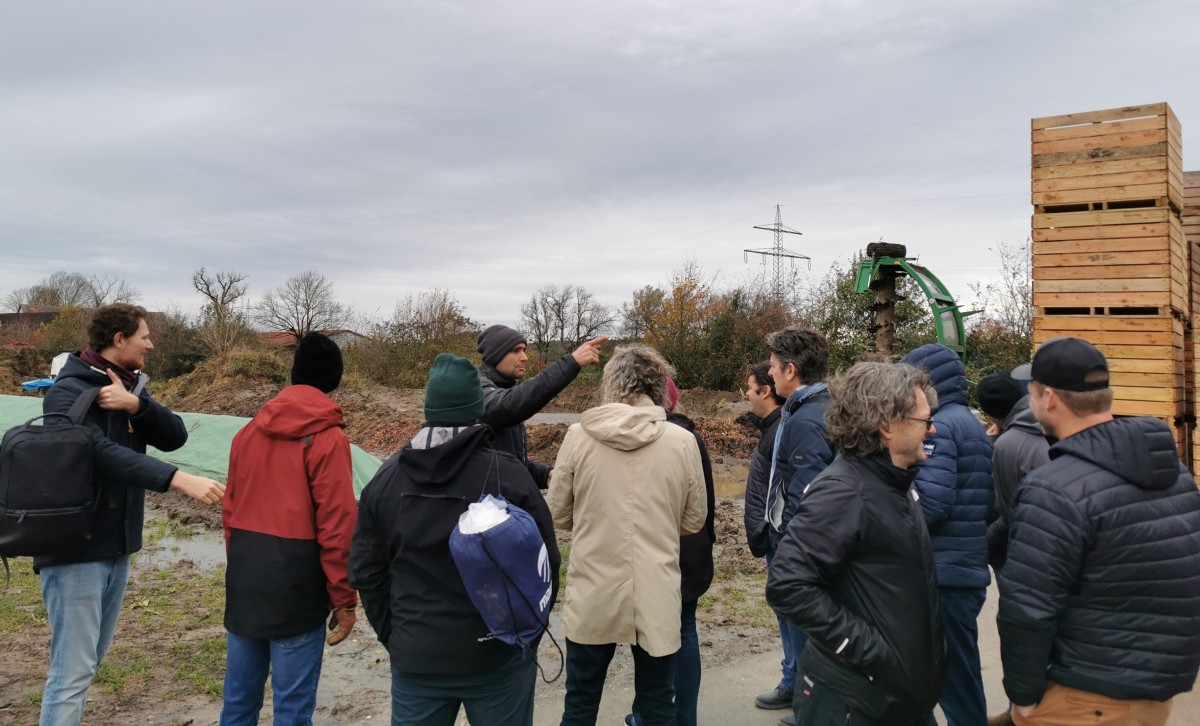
top-left (998, 417), bottom-right (1200, 706)
top-left (349, 425), bottom-right (560, 675)
top-left (743, 407), bottom-right (781, 558)
top-left (766, 452), bottom-right (946, 722)
top-left (34, 353), bottom-right (186, 570)
top-left (478, 355), bottom-right (581, 489)
top-left (986, 397), bottom-right (1051, 567)
top-left (669, 412), bottom-right (716, 604)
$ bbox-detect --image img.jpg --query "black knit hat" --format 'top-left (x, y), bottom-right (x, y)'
top-left (291, 332), bottom-right (343, 393)
top-left (425, 353), bottom-right (486, 422)
top-left (976, 372), bottom-right (1025, 421)
top-left (476, 324), bottom-right (527, 368)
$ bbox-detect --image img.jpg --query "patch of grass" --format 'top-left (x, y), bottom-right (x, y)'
top-left (557, 545), bottom-right (570, 596)
top-left (0, 557), bottom-right (47, 632)
top-left (143, 516), bottom-right (195, 546)
top-left (170, 635), bottom-right (226, 697)
top-left (24, 689), bottom-right (42, 707)
top-left (94, 649), bottom-right (151, 693)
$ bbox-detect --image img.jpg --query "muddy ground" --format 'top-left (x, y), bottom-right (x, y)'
top-left (0, 497), bottom-right (773, 725)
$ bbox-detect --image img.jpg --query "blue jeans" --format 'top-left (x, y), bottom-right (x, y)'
top-left (390, 651), bottom-right (536, 726)
top-left (220, 623), bottom-right (326, 726)
top-left (562, 640), bottom-right (677, 726)
top-left (938, 587), bottom-right (987, 726)
top-left (630, 600), bottom-right (699, 726)
top-left (765, 551), bottom-right (807, 693)
top-left (38, 556), bottom-right (131, 726)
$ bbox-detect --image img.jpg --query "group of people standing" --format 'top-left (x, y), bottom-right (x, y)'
top-left (27, 303), bottom-right (1200, 726)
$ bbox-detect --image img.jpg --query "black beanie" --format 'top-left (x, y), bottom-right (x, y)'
top-left (976, 372), bottom-right (1025, 422)
top-left (291, 332), bottom-right (344, 393)
top-left (476, 324), bottom-right (527, 368)
top-left (425, 353), bottom-right (486, 422)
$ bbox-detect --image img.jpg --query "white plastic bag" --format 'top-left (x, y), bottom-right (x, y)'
top-left (457, 494), bottom-right (511, 535)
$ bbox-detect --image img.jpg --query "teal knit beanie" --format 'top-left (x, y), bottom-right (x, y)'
top-left (424, 353), bottom-right (486, 423)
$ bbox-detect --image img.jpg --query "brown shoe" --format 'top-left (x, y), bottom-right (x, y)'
top-left (987, 711), bottom-right (1015, 726)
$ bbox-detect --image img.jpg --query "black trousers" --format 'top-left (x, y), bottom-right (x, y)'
top-left (560, 639), bottom-right (677, 726)
top-left (794, 675), bottom-right (936, 726)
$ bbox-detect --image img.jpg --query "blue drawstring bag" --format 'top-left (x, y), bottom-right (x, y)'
top-left (450, 493), bottom-right (554, 653)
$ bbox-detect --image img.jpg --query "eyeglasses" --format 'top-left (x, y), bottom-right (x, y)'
top-left (906, 417), bottom-right (935, 432)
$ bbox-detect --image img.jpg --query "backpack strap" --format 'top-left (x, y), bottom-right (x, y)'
top-left (66, 386), bottom-right (102, 424)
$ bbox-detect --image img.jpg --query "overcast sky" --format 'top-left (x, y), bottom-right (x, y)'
top-left (2, 0), bottom-right (1198, 329)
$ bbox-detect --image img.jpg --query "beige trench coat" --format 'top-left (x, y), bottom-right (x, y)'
top-left (547, 396), bottom-right (708, 657)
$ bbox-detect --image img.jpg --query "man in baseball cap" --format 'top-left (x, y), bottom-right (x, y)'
top-left (997, 336), bottom-right (1200, 725)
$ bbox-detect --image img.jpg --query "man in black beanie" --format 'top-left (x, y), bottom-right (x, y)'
top-left (221, 331), bottom-right (359, 723)
top-left (475, 324), bottom-right (607, 489)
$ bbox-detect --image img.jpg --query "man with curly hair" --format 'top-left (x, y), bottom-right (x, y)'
top-left (766, 362), bottom-right (946, 726)
top-left (549, 344), bottom-right (707, 726)
top-left (36, 303), bottom-right (225, 726)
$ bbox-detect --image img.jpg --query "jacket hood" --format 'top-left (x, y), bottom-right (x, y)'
top-left (1002, 396), bottom-right (1043, 436)
top-left (1052, 417), bottom-right (1182, 491)
top-left (255, 384), bottom-right (346, 440)
top-left (901, 344), bottom-right (967, 408)
top-left (398, 423), bottom-right (492, 485)
top-left (56, 352), bottom-right (113, 386)
top-left (580, 397), bottom-right (666, 451)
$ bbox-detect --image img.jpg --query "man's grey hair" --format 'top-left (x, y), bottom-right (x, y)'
top-left (826, 362), bottom-right (937, 456)
top-left (600, 344), bottom-right (676, 406)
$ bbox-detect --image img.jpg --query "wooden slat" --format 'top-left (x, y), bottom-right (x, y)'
top-left (1033, 221), bottom-right (1168, 242)
top-left (1112, 399), bottom-right (1185, 417)
top-left (1032, 157), bottom-right (1167, 181)
top-left (1033, 208), bottom-right (1171, 229)
top-left (1032, 128), bottom-right (1167, 156)
top-left (1109, 371), bottom-right (1184, 388)
top-left (1095, 344), bottom-right (1183, 360)
top-left (1033, 143), bottom-right (1168, 168)
top-left (1032, 315), bottom-right (1177, 332)
top-left (1033, 183), bottom-right (1170, 205)
top-left (1033, 249), bottom-right (1171, 267)
top-left (1033, 291), bottom-right (1172, 307)
top-left (1032, 103), bottom-right (1168, 130)
top-left (1032, 169), bottom-right (1169, 193)
top-left (1033, 278), bottom-right (1169, 293)
top-left (1032, 263), bottom-right (1172, 281)
top-left (1105, 357), bottom-right (1182, 374)
top-left (1032, 328), bottom-right (1178, 346)
top-left (1112, 386), bottom-right (1182, 403)
top-left (1031, 116), bottom-right (1164, 143)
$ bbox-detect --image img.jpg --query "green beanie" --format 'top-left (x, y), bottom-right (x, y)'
top-left (424, 353), bottom-right (486, 423)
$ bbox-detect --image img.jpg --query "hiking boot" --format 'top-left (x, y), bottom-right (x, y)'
top-left (755, 686), bottom-right (794, 710)
top-left (778, 714), bottom-right (797, 726)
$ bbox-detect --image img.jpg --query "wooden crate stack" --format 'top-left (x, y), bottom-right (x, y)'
top-left (1186, 171), bottom-right (1200, 471)
top-left (1031, 103), bottom-right (1188, 457)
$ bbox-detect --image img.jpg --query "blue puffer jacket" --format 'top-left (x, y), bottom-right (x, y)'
top-left (901, 344), bottom-right (994, 589)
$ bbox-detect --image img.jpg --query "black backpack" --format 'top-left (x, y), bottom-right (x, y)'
top-left (0, 386), bottom-right (103, 569)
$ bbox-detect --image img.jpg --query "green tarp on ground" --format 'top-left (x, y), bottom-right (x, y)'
top-left (0, 395), bottom-right (382, 497)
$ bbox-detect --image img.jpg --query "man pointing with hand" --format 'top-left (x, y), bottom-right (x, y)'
top-left (476, 325), bottom-right (607, 489)
top-left (37, 303), bottom-right (224, 725)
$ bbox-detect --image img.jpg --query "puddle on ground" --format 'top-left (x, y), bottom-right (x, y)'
top-left (137, 522), bottom-right (227, 570)
top-left (713, 466), bottom-right (748, 498)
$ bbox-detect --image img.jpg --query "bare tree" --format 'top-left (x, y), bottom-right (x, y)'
top-left (255, 270), bottom-right (349, 344)
top-left (520, 284), bottom-right (615, 359)
top-left (192, 268), bottom-right (253, 356)
top-left (192, 268), bottom-right (249, 319)
top-left (388, 288), bottom-right (476, 344)
top-left (969, 239), bottom-right (1033, 342)
top-left (3, 271), bottom-right (140, 311)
